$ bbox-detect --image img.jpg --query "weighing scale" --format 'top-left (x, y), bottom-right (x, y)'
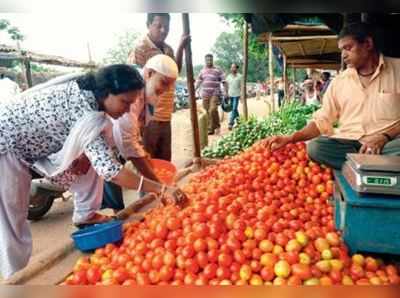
top-left (342, 153), bottom-right (400, 195)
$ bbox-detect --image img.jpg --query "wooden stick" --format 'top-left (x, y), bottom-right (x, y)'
top-left (115, 194), bottom-right (157, 221)
top-left (241, 20), bottom-right (249, 120)
top-left (182, 13), bottom-right (201, 159)
top-left (268, 34), bottom-right (275, 113)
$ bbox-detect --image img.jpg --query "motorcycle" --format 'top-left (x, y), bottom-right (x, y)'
top-left (174, 86), bottom-right (189, 111)
top-left (28, 170), bottom-right (70, 221)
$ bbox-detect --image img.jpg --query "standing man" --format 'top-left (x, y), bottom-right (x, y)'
top-left (226, 63), bottom-right (242, 130)
top-left (195, 54), bottom-right (228, 135)
top-left (261, 23), bottom-right (400, 170)
top-left (127, 13), bottom-right (189, 161)
top-left (277, 78), bottom-right (285, 107)
top-left (320, 71), bottom-right (332, 98)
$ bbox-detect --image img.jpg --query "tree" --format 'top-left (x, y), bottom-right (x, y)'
top-left (0, 19), bottom-right (24, 41)
top-left (103, 29), bottom-right (140, 65)
top-left (211, 30), bottom-right (280, 82)
top-left (214, 14), bottom-right (283, 82)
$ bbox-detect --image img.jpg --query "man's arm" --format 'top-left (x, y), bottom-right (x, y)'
top-left (262, 121), bottom-right (321, 151)
top-left (359, 122), bottom-right (400, 155)
top-left (262, 79), bottom-right (339, 151)
top-left (194, 71), bottom-right (203, 91)
top-left (223, 81), bottom-right (229, 97)
top-left (175, 35), bottom-right (190, 73)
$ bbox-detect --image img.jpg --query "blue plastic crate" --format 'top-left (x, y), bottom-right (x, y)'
top-left (71, 220), bottom-right (123, 252)
top-left (333, 171), bottom-right (400, 255)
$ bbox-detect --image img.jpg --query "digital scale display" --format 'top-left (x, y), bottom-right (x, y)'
top-left (362, 176), bottom-right (397, 187)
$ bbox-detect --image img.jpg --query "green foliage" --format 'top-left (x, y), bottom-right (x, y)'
top-left (0, 19), bottom-right (24, 41)
top-left (215, 14), bottom-right (283, 82)
top-left (181, 63), bottom-right (204, 79)
top-left (30, 63), bottom-right (51, 73)
top-left (103, 30), bottom-right (140, 65)
top-left (202, 102), bottom-right (320, 158)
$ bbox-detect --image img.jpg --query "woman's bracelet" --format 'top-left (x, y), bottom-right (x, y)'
top-left (137, 175), bottom-right (144, 193)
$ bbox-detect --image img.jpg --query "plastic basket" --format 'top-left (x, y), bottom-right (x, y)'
top-left (71, 220), bottom-right (123, 252)
top-left (150, 159), bottom-right (177, 185)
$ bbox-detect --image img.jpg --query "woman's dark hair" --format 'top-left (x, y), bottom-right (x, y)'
top-left (76, 64), bottom-right (144, 109)
top-left (338, 22), bottom-right (379, 52)
top-left (147, 13), bottom-right (170, 27)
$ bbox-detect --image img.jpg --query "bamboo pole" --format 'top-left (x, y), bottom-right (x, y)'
top-left (283, 54), bottom-right (288, 104)
top-left (241, 20), bottom-right (249, 120)
top-left (182, 13), bottom-right (201, 160)
top-left (341, 13), bottom-right (348, 72)
top-left (24, 57), bottom-right (32, 87)
top-left (268, 33), bottom-right (275, 112)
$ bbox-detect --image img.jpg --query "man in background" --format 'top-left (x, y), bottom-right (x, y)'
top-left (195, 54), bottom-right (228, 135)
top-left (226, 63), bottom-right (242, 130)
top-left (127, 13), bottom-right (189, 161)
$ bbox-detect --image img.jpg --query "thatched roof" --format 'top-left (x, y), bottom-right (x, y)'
top-left (0, 66), bottom-right (66, 87)
top-left (0, 43), bottom-right (96, 68)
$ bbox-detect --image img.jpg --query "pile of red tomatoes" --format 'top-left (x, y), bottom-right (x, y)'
top-left (63, 142), bottom-right (400, 285)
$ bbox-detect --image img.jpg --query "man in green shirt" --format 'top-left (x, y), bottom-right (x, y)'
top-left (226, 63), bottom-right (242, 130)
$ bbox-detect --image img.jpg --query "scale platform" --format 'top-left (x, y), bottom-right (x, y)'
top-left (342, 153), bottom-right (400, 196)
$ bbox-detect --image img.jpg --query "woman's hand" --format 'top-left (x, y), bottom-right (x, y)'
top-left (163, 186), bottom-right (189, 208)
top-left (71, 154), bottom-right (91, 175)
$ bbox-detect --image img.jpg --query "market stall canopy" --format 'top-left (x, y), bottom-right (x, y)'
top-left (247, 14), bottom-right (343, 70)
top-left (246, 13), bottom-right (400, 69)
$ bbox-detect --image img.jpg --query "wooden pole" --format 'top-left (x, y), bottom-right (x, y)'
top-left (24, 58), bottom-right (32, 87)
top-left (241, 20), bottom-right (249, 120)
top-left (182, 13), bottom-right (201, 160)
top-left (292, 66), bottom-right (296, 100)
top-left (341, 13), bottom-right (348, 72)
top-left (283, 54), bottom-right (288, 104)
top-left (268, 33), bottom-right (275, 112)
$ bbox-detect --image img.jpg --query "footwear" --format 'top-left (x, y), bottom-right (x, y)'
top-left (228, 125), bottom-right (233, 131)
top-left (75, 213), bottom-right (114, 229)
top-left (208, 131), bottom-right (214, 135)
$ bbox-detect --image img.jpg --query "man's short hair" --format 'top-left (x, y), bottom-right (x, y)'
top-left (205, 54), bottom-right (213, 59)
top-left (322, 72), bottom-right (331, 80)
top-left (232, 63), bottom-right (239, 68)
top-left (338, 22), bottom-right (378, 50)
top-left (146, 13), bottom-right (170, 26)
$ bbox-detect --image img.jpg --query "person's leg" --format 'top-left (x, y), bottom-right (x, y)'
top-left (307, 137), bottom-right (362, 170)
top-left (381, 138), bottom-right (400, 156)
top-left (202, 96), bottom-right (213, 134)
top-left (210, 95), bottom-right (220, 132)
top-left (229, 96), bottom-right (240, 128)
top-left (102, 181), bottom-right (125, 211)
top-left (158, 122), bottom-right (172, 162)
top-left (0, 153), bottom-right (32, 279)
top-left (70, 166), bottom-right (105, 224)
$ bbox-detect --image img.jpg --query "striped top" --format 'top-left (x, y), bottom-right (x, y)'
top-left (197, 66), bottom-right (226, 98)
top-left (127, 35), bottom-right (175, 122)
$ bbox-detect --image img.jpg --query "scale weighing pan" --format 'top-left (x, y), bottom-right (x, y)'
top-left (343, 154), bottom-right (400, 196)
top-left (347, 153), bottom-right (400, 172)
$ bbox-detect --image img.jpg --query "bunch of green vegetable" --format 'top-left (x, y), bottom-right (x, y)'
top-left (202, 102), bottom-right (319, 158)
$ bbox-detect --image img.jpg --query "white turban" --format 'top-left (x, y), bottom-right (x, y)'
top-left (144, 54), bottom-right (179, 79)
